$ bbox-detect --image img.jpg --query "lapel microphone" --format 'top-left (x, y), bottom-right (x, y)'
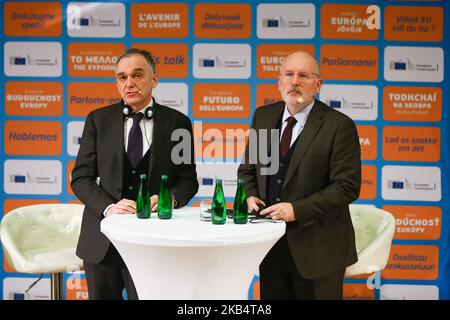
top-left (297, 94), bottom-right (315, 104)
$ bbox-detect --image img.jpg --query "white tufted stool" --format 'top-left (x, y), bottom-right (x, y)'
top-left (345, 204), bottom-right (396, 276)
top-left (0, 204), bottom-right (85, 300)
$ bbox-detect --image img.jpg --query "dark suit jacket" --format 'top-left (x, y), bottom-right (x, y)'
top-left (238, 100), bottom-right (361, 279)
top-left (71, 101), bottom-right (198, 264)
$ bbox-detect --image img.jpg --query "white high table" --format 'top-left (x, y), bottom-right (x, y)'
top-left (101, 207), bottom-right (285, 300)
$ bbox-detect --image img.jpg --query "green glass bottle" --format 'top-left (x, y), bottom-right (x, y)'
top-left (233, 178), bottom-right (248, 224)
top-left (157, 175), bottom-right (172, 219)
top-left (136, 174), bottom-right (150, 219)
top-left (211, 179), bottom-right (226, 225)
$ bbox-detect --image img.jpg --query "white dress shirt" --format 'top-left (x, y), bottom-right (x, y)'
top-left (124, 98), bottom-right (154, 155)
top-left (280, 101), bottom-right (314, 147)
top-left (103, 99), bottom-right (155, 217)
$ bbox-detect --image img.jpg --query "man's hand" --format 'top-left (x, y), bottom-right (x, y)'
top-left (150, 195), bottom-right (158, 212)
top-left (260, 202), bottom-right (296, 222)
top-left (247, 196), bottom-right (266, 213)
top-left (105, 199), bottom-right (136, 217)
top-left (150, 194), bottom-right (176, 212)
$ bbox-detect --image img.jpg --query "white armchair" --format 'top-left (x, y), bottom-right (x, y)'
top-left (345, 205), bottom-right (396, 277)
top-left (0, 204), bottom-right (85, 300)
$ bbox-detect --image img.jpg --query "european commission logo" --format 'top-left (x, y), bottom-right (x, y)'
top-left (388, 178), bottom-right (438, 191)
top-left (157, 98), bottom-right (185, 110)
top-left (66, 3), bottom-right (125, 37)
top-left (70, 15), bottom-right (121, 28)
top-left (387, 178), bottom-right (411, 190)
top-left (9, 173), bottom-right (35, 184)
top-left (9, 172), bottom-right (58, 185)
top-left (67, 121), bottom-right (85, 156)
top-left (193, 44), bottom-right (251, 79)
top-left (387, 178), bottom-right (438, 191)
top-left (257, 4), bottom-right (315, 39)
top-left (9, 55), bottom-right (58, 67)
top-left (198, 177), bottom-right (235, 187)
top-left (9, 56), bottom-right (28, 65)
top-left (8, 291), bottom-right (41, 300)
top-left (199, 177), bottom-right (214, 186)
top-left (262, 16), bottom-right (311, 29)
top-left (72, 16), bottom-right (96, 27)
top-left (382, 165), bottom-right (441, 201)
top-left (389, 59), bottom-right (441, 73)
top-left (320, 85), bottom-right (378, 121)
top-left (326, 98), bottom-right (374, 110)
top-left (10, 292), bottom-right (25, 300)
top-left (389, 60), bottom-right (415, 71)
top-left (73, 136), bottom-right (82, 145)
top-left (262, 17), bottom-right (283, 28)
top-left (4, 277), bottom-right (51, 300)
top-left (5, 160), bottom-right (62, 195)
top-left (153, 83), bottom-right (188, 115)
top-left (326, 99), bottom-right (345, 109)
top-left (198, 56), bottom-right (247, 69)
top-left (199, 57), bottom-right (222, 68)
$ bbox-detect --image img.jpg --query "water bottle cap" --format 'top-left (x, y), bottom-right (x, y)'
top-left (161, 175), bottom-right (168, 179)
top-left (140, 174), bottom-right (147, 179)
top-left (238, 178), bottom-right (245, 183)
top-left (216, 179), bottom-right (222, 183)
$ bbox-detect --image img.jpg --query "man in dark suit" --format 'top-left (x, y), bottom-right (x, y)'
top-left (238, 51), bottom-right (361, 299)
top-left (71, 48), bottom-right (198, 300)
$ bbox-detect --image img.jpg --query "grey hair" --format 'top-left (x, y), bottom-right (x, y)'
top-left (116, 48), bottom-right (156, 74)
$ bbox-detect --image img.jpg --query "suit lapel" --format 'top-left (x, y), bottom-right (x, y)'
top-left (260, 103), bottom-right (284, 200)
top-left (148, 103), bottom-right (169, 176)
top-left (110, 104), bottom-right (125, 193)
top-left (113, 105), bottom-right (125, 173)
top-left (282, 102), bottom-right (324, 191)
top-left (266, 103), bottom-right (285, 157)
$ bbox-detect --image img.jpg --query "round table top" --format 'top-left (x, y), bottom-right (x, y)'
top-left (101, 207), bottom-right (286, 247)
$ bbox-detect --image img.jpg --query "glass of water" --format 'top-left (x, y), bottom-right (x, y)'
top-left (199, 199), bottom-right (212, 222)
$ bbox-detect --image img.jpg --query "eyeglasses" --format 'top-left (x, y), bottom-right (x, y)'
top-left (280, 71), bottom-right (320, 83)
